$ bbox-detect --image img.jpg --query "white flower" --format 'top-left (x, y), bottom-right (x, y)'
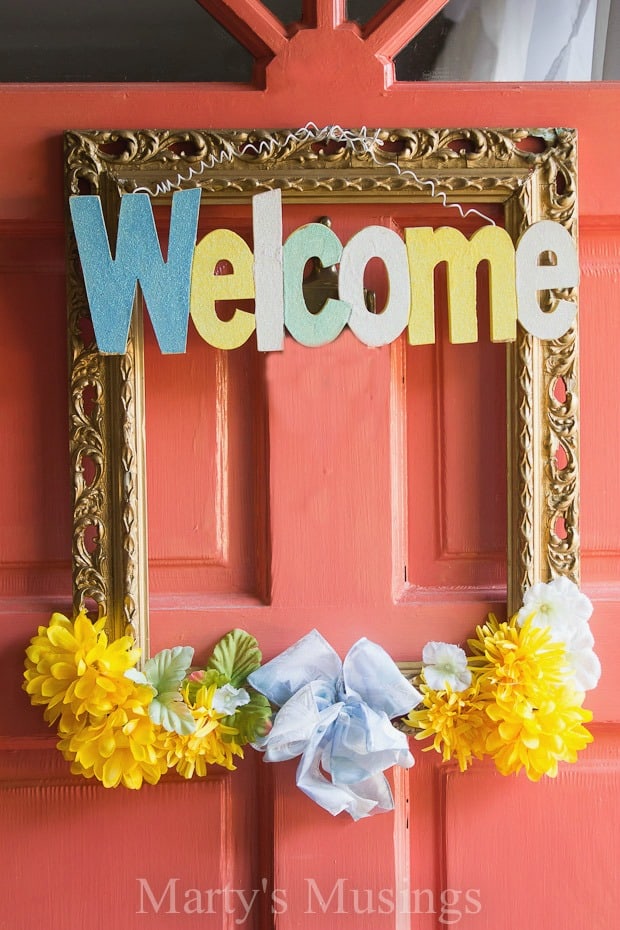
top-left (566, 648), bottom-right (601, 692)
top-left (564, 623), bottom-right (601, 692)
top-left (517, 578), bottom-right (600, 691)
top-left (212, 683), bottom-right (251, 715)
top-left (517, 577), bottom-right (593, 641)
top-left (421, 642), bottom-right (472, 692)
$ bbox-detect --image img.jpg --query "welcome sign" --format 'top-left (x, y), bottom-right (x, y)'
top-left (70, 187), bottom-right (578, 356)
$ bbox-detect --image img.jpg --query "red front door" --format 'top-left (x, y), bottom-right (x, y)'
top-left (1, 3), bottom-right (619, 928)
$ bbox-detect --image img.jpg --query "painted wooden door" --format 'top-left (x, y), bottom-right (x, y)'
top-left (1, 2), bottom-right (619, 928)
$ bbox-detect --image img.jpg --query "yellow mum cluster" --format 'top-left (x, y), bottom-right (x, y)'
top-left (24, 611), bottom-right (243, 789)
top-left (404, 614), bottom-right (594, 781)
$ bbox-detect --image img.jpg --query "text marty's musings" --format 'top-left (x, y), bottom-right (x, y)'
top-left (70, 187), bottom-right (578, 355)
top-left (136, 876), bottom-right (482, 924)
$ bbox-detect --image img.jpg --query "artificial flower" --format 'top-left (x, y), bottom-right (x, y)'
top-left (516, 579), bottom-right (601, 692)
top-left (183, 628), bottom-right (272, 745)
top-left (158, 682), bottom-right (244, 778)
top-left (23, 609), bottom-right (141, 727)
top-left (403, 683), bottom-right (489, 772)
top-left (139, 646), bottom-right (197, 735)
top-left (24, 590), bottom-right (599, 796)
top-left (517, 578), bottom-right (601, 691)
top-left (516, 577), bottom-right (593, 642)
top-left (408, 608), bottom-right (596, 780)
top-left (484, 687), bottom-right (594, 780)
top-left (58, 681), bottom-right (167, 789)
top-left (563, 622), bottom-right (601, 691)
top-left (212, 683), bottom-right (251, 715)
top-left (469, 613), bottom-right (595, 778)
top-left (421, 641), bottom-right (472, 692)
top-left (469, 613), bottom-right (567, 703)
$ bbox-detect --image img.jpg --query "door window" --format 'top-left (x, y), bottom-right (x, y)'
top-left (1, 0), bottom-right (618, 82)
top-left (394, 0), bottom-right (620, 81)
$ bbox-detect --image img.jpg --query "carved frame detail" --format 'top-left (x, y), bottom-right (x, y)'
top-left (64, 127), bottom-right (579, 651)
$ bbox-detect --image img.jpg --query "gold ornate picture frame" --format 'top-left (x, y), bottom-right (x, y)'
top-left (64, 127), bottom-right (579, 657)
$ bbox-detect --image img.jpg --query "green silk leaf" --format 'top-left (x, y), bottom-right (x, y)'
top-left (207, 630), bottom-right (262, 688)
top-left (222, 689), bottom-right (272, 745)
top-left (144, 646), bottom-right (196, 735)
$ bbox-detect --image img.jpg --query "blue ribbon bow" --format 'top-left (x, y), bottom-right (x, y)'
top-left (248, 630), bottom-right (422, 820)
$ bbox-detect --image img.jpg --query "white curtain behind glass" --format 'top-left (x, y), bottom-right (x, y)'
top-left (432, 0), bottom-right (618, 80)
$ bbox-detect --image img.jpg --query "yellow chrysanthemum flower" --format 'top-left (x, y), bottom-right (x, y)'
top-left (469, 613), bottom-right (567, 703)
top-left (467, 613), bottom-right (594, 779)
top-left (23, 610), bottom-right (141, 726)
top-left (484, 687), bottom-right (594, 780)
top-left (158, 682), bottom-right (244, 778)
top-left (403, 684), bottom-right (490, 772)
top-left (58, 682), bottom-right (167, 789)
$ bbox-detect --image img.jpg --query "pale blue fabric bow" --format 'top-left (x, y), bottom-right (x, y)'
top-left (248, 630), bottom-right (422, 820)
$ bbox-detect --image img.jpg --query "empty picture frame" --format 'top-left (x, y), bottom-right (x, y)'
top-left (64, 127), bottom-right (579, 654)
